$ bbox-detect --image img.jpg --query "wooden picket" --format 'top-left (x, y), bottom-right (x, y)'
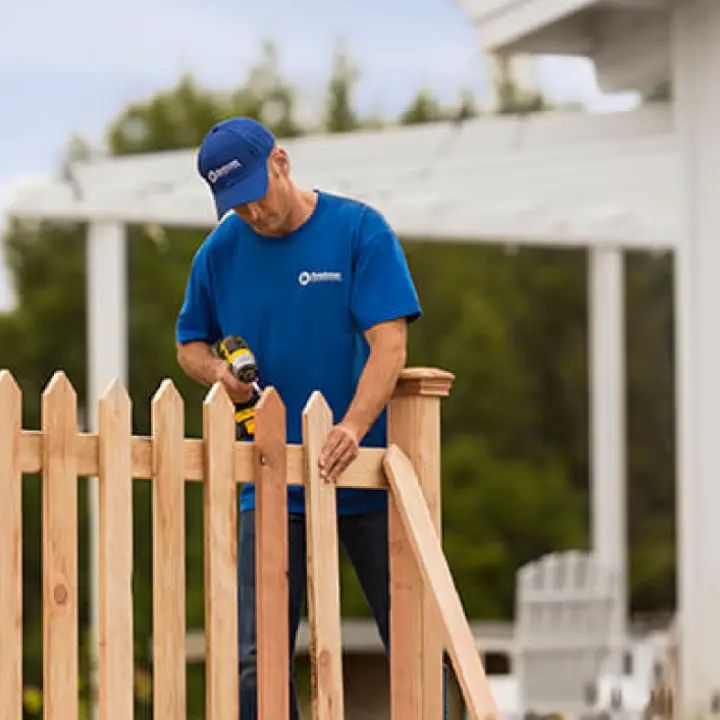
top-left (202, 383), bottom-right (239, 718)
top-left (0, 371), bottom-right (22, 720)
top-left (152, 380), bottom-right (187, 718)
top-left (303, 392), bottom-right (345, 718)
top-left (0, 366), bottom-right (500, 720)
top-left (43, 373), bottom-right (79, 720)
top-left (254, 387), bottom-right (289, 717)
top-left (98, 380), bottom-right (134, 720)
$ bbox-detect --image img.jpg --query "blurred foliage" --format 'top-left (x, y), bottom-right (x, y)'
top-left (0, 38), bottom-right (676, 714)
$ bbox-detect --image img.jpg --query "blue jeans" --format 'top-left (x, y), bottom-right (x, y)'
top-left (237, 503), bottom-right (449, 718)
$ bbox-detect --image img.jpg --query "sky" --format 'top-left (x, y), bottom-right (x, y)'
top-left (0, 0), bottom-right (636, 310)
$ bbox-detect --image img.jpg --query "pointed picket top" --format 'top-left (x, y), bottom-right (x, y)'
top-left (0, 369), bottom-right (21, 409)
top-left (254, 386), bottom-right (287, 466)
top-left (254, 386), bottom-right (286, 472)
top-left (99, 378), bottom-right (132, 419)
top-left (302, 391), bottom-right (333, 474)
top-left (42, 370), bottom-right (77, 404)
top-left (203, 381), bottom-right (234, 415)
top-left (255, 385), bottom-right (285, 423)
top-left (152, 378), bottom-right (183, 414)
top-left (302, 390), bottom-right (333, 427)
top-left (41, 371), bottom-right (77, 442)
top-left (0, 368), bottom-right (21, 472)
top-left (98, 379), bottom-right (132, 454)
top-left (203, 382), bottom-right (235, 449)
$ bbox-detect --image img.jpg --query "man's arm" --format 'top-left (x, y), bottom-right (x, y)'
top-left (177, 340), bottom-right (254, 404)
top-left (318, 318), bottom-right (407, 482)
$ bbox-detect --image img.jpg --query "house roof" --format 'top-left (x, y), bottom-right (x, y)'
top-left (7, 102), bottom-right (677, 250)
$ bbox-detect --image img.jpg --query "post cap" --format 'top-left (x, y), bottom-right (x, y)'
top-left (394, 367), bottom-right (455, 397)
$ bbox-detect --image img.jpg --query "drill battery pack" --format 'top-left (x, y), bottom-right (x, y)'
top-left (234, 393), bottom-right (260, 441)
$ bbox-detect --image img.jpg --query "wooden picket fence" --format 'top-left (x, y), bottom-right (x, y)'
top-left (0, 366), bottom-right (498, 720)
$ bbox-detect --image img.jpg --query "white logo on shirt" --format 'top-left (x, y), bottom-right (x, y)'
top-left (298, 270), bottom-right (343, 286)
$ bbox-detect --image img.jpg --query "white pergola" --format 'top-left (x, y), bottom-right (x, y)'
top-left (6, 1), bottom-right (719, 715)
top-left (457, 2), bottom-right (717, 716)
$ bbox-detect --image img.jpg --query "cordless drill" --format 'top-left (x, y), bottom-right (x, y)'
top-left (213, 335), bottom-right (262, 440)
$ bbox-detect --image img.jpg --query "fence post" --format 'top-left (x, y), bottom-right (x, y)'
top-left (387, 366), bottom-right (454, 719)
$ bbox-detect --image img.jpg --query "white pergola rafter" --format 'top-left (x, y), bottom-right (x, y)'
top-left (10, 103), bottom-right (676, 248)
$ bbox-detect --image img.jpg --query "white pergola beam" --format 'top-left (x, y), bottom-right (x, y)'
top-left (7, 196), bottom-right (676, 250)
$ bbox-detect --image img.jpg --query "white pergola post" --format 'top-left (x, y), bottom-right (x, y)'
top-left (673, 1), bottom-right (720, 715)
top-left (85, 221), bottom-right (128, 720)
top-left (589, 246), bottom-right (626, 674)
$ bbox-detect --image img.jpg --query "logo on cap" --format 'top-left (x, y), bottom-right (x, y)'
top-left (207, 159), bottom-right (243, 184)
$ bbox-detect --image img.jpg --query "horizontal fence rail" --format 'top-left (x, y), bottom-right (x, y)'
top-left (15, 427), bottom-right (388, 487)
top-left (0, 366), bottom-right (498, 720)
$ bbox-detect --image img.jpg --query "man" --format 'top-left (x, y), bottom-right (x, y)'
top-left (175, 116), bottom-right (431, 717)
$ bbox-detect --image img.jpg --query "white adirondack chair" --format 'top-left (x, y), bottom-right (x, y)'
top-left (514, 551), bottom-right (621, 719)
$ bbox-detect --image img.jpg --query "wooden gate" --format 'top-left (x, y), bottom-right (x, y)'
top-left (0, 366), bottom-right (498, 719)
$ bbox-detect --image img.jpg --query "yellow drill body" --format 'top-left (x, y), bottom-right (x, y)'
top-left (214, 335), bottom-right (261, 439)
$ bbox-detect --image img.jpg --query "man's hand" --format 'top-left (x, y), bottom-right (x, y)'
top-left (318, 424), bottom-right (360, 483)
top-left (215, 362), bottom-right (255, 404)
top-left (176, 340), bottom-right (254, 404)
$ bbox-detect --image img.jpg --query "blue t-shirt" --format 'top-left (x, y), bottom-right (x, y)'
top-left (176, 190), bottom-right (422, 515)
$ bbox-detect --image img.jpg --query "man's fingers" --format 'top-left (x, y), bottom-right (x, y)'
top-left (319, 432), bottom-right (343, 476)
top-left (323, 434), bottom-right (358, 482)
top-left (320, 435), bottom-right (341, 477)
top-left (328, 446), bottom-right (357, 482)
top-left (319, 425), bottom-right (359, 483)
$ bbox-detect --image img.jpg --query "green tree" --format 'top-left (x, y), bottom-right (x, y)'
top-left (441, 434), bottom-right (585, 617)
top-left (400, 88), bottom-right (480, 126)
top-left (492, 54), bottom-right (549, 115)
top-left (400, 89), bottom-right (445, 125)
top-left (230, 40), bottom-right (305, 138)
top-left (323, 38), bottom-right (361, 133)
top-left (109, 42), bottom-right (304, 156)
top-left (625, 251), bottom-right (676, 612)
top-left (108, 74), bottom-right (226, 155)
top-left (454, 88), bottom-right (480, 122)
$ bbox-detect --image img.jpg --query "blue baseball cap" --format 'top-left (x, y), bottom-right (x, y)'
top-left (197, 117), bottom-right (276, 219)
